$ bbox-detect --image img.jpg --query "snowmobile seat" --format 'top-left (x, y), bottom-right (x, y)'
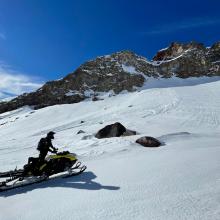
top-left (23, 157), bottom-right (42, 176)
top-left (28, 157), bottom-right (39, 165)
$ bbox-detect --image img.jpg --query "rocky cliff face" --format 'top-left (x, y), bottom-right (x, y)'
top-left (152, 41), bottom-right (220, 78)
top-left (0, 41), bottom-right (220, 114)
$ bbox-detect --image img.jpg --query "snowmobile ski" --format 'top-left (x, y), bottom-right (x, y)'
top-left (0, 165), bottom-right (86, 192)
top-left (63, 165), bottom-right (87, 178)
top-left (0, 175), bottom-right (48, 192)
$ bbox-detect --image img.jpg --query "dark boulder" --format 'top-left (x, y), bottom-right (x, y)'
top-left (92, 96), bottom-right (103, 101)
top-left (77, 130), bottom-right (85, 134)
top-left (136, 136), bottom-right (161, 147)
top-left (95, 122), bottom-right (126, 139)
top-left (92, 96), bottom-right (99, 101)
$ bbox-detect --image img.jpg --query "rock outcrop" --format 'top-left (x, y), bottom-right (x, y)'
top-left (152, 41), bottom-right (220, 78)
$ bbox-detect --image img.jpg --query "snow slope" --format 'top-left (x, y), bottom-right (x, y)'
top-left (0, 80), bottom-right (220, 220)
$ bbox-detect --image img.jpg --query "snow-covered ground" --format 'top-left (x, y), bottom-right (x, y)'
top-left (0, 80), bottom-right (220, 220)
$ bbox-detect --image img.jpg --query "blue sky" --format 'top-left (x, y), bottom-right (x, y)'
top-left (0, 0), bottom-right (220, 97)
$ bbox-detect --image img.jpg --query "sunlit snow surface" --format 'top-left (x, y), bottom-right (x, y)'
top-left (0, 81), bottom-right (220, 220)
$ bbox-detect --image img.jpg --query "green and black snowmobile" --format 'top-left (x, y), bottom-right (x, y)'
top-left (0, 151), bottom-right (86, 192)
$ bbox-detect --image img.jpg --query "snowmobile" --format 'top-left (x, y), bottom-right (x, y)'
top-left (0, 151), bottom-right (86, 192)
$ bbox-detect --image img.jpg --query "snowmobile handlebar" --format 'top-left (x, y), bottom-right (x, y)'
top-left (52, 148), bottom-right (58, 154)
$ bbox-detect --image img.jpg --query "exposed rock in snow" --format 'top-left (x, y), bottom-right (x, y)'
top-left (95, 122), bottom-right (126, 139)
top-left (77, 130), bottom-right (86, 134)
top-left (136, 136), bottom-right (162, 147)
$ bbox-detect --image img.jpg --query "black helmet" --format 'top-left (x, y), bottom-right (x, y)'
top-left (47, 131), bottom-right (55, 139)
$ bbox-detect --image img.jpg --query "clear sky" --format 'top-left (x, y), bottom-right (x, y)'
top-left (0, 0), bottom-right (220, 97)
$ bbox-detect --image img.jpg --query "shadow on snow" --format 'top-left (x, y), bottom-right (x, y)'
top-left (0, 171), bottom-right (120, 197)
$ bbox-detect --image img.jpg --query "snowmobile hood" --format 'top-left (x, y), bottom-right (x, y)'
top-left (46, 152), bottom-right (77, 161)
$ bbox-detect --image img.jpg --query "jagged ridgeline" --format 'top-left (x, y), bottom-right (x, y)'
top-left (0, 41), bottom-right (220, 114)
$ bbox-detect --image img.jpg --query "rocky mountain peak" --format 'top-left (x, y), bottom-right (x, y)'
top-left (153, 41), bottom-right (206, 61)
top-left (211, 41), bottom-right (220, 51)
top-left (111, 50), bottom-right (139, 60)
top-left (0, 41), bottom-right (219, 114)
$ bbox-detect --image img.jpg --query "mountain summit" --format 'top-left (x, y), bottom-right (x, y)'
top-left (0, 41), bottom-right (219, 114)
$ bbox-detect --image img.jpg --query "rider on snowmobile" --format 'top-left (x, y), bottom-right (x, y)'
top-left (37, 131), bottom-right (58, 163)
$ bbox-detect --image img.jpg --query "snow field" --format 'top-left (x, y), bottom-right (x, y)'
top-left (0, 80), bottom-right (220, 220)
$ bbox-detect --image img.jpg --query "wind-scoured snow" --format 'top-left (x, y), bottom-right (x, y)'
top-left (65, 90), bottom-right (81, 97)
top-left (0, 80), bottom-right (220, 220)
top-left (141, 76), bottom-right (220, 90)
top-left (122, 64), bottom-right (139, 74)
